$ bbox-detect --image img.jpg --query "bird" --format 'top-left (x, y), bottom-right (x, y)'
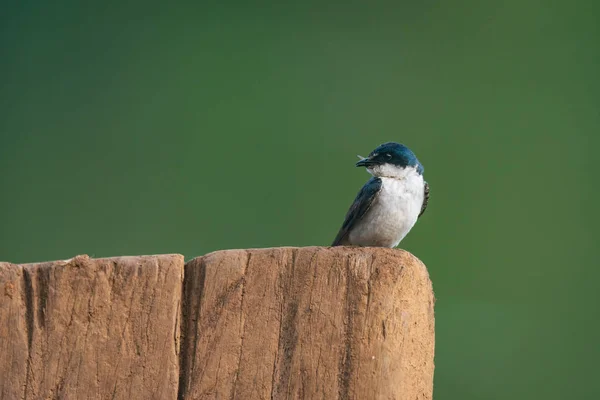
top-left (332, 142), bottom-right (429, 248)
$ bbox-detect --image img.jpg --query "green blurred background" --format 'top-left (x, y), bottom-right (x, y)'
top-left (1, 1), bottom-right (598, 398)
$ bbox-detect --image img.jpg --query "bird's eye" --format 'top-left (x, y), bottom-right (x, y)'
top-left (385, 153), bottom-right (392, 159)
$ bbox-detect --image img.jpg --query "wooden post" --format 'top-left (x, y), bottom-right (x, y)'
top-left (1, 247), bottom-right (435, 400)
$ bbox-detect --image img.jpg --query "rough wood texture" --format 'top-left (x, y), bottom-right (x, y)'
top-left (1, 247), bottom-right (434, 400)
top-left (179, 247), bottom-right (435, 400)
top-left (0, 254), bottom-right (183, 400)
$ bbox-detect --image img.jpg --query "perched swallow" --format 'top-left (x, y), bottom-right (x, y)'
top-left (332, 142), bottom-right (429, 247)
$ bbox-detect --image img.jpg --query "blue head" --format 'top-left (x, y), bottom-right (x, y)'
top-left (356, 142), bottom-right (424, 175)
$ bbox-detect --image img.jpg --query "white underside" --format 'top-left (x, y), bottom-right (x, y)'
top-left (348, 166), bottom-right (425, 248)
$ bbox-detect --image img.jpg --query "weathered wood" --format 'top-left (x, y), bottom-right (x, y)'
top-left (0, 260), bottom-right (29, 399)
top-left (0, 254), bottom-right (183, 400)
top-left (179, 247), bottom-right (435, 400)
top-left (1, 248), bottom-right (434, 400)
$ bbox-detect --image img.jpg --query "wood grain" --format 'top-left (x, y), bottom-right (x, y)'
top-left (1, 247), bottom-right (434, 400)
top-left (0, 254), bottom-right (183, 400)
top-left (179, 247), bottom-right (435, 400)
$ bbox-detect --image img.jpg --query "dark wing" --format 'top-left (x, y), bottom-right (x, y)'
top-left (418, 181), bottom-right (429, 218)
top-left (332, 177), bottom-right (382, 246)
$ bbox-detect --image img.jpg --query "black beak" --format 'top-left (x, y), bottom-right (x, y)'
top-left (355, 157), bottom-right (374, 167)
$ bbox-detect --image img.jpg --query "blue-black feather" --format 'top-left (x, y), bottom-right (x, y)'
top-left (369, 142), bottom-right (424, 175)
top-left (332, 177), bottom-right (382, 246)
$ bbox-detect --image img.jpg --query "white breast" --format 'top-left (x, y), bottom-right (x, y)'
top-left (348, 170), bottom-right (425, 248)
